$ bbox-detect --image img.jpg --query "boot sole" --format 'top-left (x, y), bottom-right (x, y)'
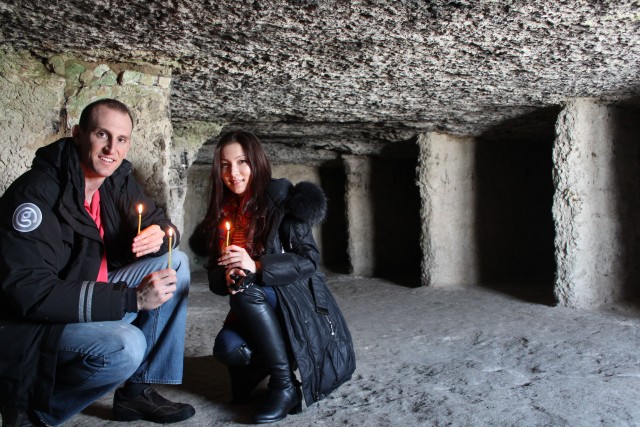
top-left (113, 405), bottom-right (196, 424)
top-left (253, 401), bottom-right (303, 424)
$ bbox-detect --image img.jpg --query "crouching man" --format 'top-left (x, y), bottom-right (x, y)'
top-left (0, 99), bottom-right (195, 426)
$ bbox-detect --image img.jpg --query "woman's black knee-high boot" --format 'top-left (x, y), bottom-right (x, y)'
top-left (230, 285), bottom-right (302, 424)
top-left (214, 342), bottom-right (267, 404)
top-left (227, 363), bottom-right (269, 404)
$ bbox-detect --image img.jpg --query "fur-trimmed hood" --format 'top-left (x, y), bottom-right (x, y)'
top-left (281, 180), bottom-right (327, 225)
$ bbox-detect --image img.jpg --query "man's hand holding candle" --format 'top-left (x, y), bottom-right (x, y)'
top-left (135, 269), bottom-right (177, 311)
top-left (132, 224), bottom-right (166, 257)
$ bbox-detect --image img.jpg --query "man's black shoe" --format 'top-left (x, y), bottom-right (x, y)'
top-left (113, 387), bottom-right (195, 424)
top-left (0, 406), bottom-right (43, 427)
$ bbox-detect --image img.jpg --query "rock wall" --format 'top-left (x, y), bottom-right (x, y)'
top-left (0, 48), bottom-right (66, 193)
top-left (1, 1), bottom-right (638, 138)
top-left (183, 164), bottom-right (212, 269)
top-left (172, 121), bottom-right (223, 239)
top-left (553, 99), bottom-right (640, 308)
top-left (344, 155), bottom-right (374, 276)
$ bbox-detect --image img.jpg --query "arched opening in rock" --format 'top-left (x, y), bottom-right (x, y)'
top-left (475, 107), bottom-right (561, 305)
top-left (183, 162), bottom-right (212, 268)
top-left (319, 160), bottom-right (349, 273)
top-left (370, 141), bottom-right (422, 285)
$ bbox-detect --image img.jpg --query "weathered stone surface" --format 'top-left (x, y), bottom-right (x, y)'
top-left (344, 155), bottom-right (374, 276)
top-left (171, 121), bottom-right (224, 236)
top-left (0, 48), bottom-right (66, 192)
top-left (1, 0), bottom-right (638, 145)
top-left (182, 164), bottom-right (211, 267)
top-left (552, 99), bottom-right (640, 309)
top-left (418, 132), bottom-right (478, 287)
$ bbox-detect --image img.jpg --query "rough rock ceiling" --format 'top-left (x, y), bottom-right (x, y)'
top-left (1, 0), bottom-right (639, 152)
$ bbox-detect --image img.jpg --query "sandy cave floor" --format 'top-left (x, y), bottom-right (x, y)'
top-left (42, 271), bottom-right (640, 426)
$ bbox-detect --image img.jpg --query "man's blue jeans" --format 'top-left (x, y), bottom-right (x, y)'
top-left (36, 251), bottom-right (190, 426)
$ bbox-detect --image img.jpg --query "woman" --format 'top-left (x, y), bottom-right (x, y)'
top-left (191, 130), bottom-right (355, 424)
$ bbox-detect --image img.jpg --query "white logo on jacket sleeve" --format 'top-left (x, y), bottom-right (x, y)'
top-left (12, 203), bottom-right (43, 232)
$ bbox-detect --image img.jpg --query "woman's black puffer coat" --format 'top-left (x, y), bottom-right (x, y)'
top-left (201, 178), bottom-right (356, 406)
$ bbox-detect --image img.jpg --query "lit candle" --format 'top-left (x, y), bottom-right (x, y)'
top-left (225, 221), bottom-right (231, 249)
top-left (137, 204), bottom-right (143, 235)
top-left (167, 227), bottom-right (173, 269)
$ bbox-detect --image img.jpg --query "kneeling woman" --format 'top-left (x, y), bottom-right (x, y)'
top-left (192, 130), bottom-right (355, 424)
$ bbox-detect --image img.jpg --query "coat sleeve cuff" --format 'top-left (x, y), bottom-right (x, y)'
top-left (123, 287), bottom-right (139, 313)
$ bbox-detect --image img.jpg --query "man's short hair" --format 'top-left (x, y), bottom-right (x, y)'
top-left (78, 99), bottom-right (134, 130)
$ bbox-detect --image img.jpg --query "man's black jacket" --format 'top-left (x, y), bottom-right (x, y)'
top-left (0, 138), bottom-right (177, 411)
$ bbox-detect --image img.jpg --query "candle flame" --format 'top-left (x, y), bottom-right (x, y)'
top-left (168, 227), bottom-right (174, 237)
top-left (137, 204), bottom-right (143, 214)
top-left (225, 221), bottom-right (231, 231)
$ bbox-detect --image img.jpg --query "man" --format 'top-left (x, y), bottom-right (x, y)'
top-left (0, 99), bottom-right (195, 426)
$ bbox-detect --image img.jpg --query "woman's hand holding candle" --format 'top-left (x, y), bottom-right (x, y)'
top-left (132, 224), bottom-right (165, 257)
top-left (218, 245), bottom-right (257, 273)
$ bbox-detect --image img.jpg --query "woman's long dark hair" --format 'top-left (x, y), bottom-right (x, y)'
top-left (199, 130), bottom-right (272, 258)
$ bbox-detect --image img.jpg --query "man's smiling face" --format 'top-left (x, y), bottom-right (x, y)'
top-left (73, 105), bottom-right (133, 182)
